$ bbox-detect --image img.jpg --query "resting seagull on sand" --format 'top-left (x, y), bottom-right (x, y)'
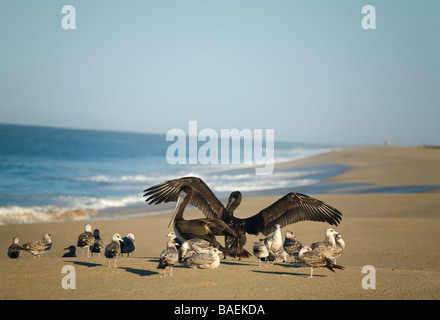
top-left (21, 233), bottom-right (52, 258)
top-left (180, 238), bottom-right (213, 259)
top-left (184, 248), bottom-right (222, 269)
top-left (8, 237), bottom-right (22, 259)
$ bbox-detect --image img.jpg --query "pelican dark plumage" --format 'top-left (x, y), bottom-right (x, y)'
top-left (143, 177), bottom-right (343, 259)
top-left (145, 183), bottom-right (237, 252)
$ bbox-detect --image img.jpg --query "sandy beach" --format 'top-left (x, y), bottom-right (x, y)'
top-left (1, 145), bottom-right (439, 300)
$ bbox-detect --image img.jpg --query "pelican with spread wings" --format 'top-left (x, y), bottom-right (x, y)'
top-left (143, 177), bottom-right (342, 259)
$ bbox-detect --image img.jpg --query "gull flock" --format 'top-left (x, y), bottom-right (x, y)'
top-left (7, 176), bottom-right (346, 279)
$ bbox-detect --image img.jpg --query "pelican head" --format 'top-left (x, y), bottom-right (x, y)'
top-left (225, 191), bottom-right (242, 215)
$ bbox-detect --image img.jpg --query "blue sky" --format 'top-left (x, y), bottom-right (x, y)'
top-left (1, 1), bottom-right (439, 145)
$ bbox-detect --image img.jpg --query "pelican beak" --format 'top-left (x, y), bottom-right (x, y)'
top-left (225, 197), bottom-right (235, 212)
top-left (168, 190), bottom-right (186, 229)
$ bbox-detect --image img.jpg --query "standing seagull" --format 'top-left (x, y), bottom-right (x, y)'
top-left (298, 245), bottom-right (344, 277)
top-left (120, 233), bottom-right (135, 257)
top-left (77, 224), bottom-right (95, 258)
top-left (283, 231), bottom-right (303, 263)
top-left (311, 228), bottom-right (340, 260)
top-left (264, 224), bottom-right (283, 256)
top-left (104, 233), bottom-right (124, 268)
top-left (21, 233), bottom-right (52, 258)
top-left (8, 237), bottom-right (22, 259)
top-left (146, 185), bottom-right (237, 252)
top-left (62, 246), bottom-right (77, 258)
top-left (90, 229), bottom-right (104, 257)
top-left (143, 177), bottom-right (342, 259)
top-left (158, 238), bottom-right (179, 276)
top-left (332, 233), bottom-right (345, 263)
top-left (184, 248), bottom-right (222, 269)
top-left (253, 239), bottom-right (269, 267)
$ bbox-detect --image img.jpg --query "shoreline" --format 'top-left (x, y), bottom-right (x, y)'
top-left (1, 144), bottom-right (440, 299)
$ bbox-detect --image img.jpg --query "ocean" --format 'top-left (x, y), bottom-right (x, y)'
top-left (0, 124), bottom-right (340, 225)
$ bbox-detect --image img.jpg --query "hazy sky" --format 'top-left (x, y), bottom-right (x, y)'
top-left (1, 1), bottom-right (439, 145)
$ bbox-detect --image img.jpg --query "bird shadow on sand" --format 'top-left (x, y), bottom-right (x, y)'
top-left (65, 260), bottom-right (103, 268)
top-left (120, 267), bottom-right (159, 277)
top-left (251, 269), bottom-right (325, 278)
top-left (220, 260), bottom-right (254, 266)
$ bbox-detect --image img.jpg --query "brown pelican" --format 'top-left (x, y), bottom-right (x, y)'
top-left (143, 176), bottom-right (343, 259)
top-left (21, 233), bottom-right (52, 258)
top-left (146, 184), bottom-right (237, 252)
top-left (298, 245), bottom-right (344, 277)
top-left (8, 237), bottom-right (22, 259)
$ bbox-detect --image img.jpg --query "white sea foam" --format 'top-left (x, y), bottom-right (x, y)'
top-left (0, 195), bottom-right (143, 225)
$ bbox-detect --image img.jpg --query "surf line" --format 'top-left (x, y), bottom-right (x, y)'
top-left (166, 120), bottom-right (275, 175)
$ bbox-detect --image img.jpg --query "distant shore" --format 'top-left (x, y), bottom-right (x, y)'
top-left (1, 145), bottom-right (439, 300)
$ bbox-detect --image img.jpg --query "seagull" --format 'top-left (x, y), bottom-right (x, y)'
top-left (90, 229), bottom-right (104, 257)
top-left (253, 239), bottom-right (269, 267)
top-left (184, 248), bottom-right (222, 269)
top-left (21, 233), bottom-right (52, 258)
top-left (104, 233), bottom-right (124, 268)
top-left (120, 233), bottom-right (135, 257)
top-left (180, 238), bottom-right (213, 259)
top-left (158, 238), bottom-right (179, 276)
top-left (311, 228), bottom-right (340, 260)
top-left (167, 231), bottom-right (182, 250)
top-left (332, 233), bottom-right (345, 263)
top-left (283, 231), bottom-right (303, 263)
top-left (8, 237), bottom-right (22, 259)
top-left (62, 245), bottom-right (77, 258)
top-left (298, 245), bottom-right (344, 277)
top-left (263, 224), bottom-right (283, 255)
top-left (77, 224), bottom-right (95, 258)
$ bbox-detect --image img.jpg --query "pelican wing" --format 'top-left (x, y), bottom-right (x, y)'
top-left (143, 177), bottom-right (226, 219)
top-left (239, 193), bottom-right (342, 236)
